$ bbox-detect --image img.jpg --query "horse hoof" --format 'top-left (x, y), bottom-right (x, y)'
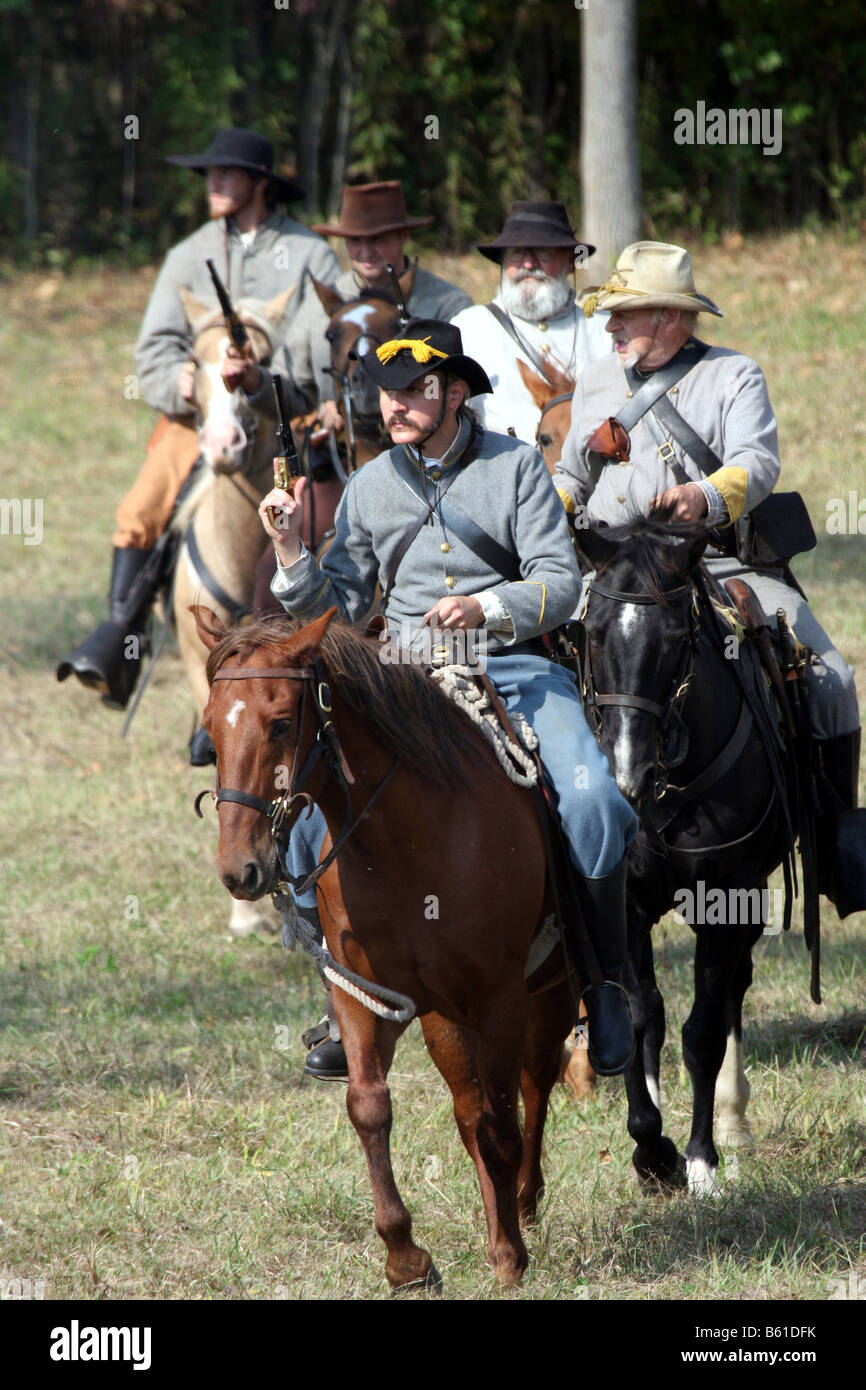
top-left (633, 1138), bottom-right (686, 1192)
top-left (228, 898), bottom-right (281, 937)
top-left (390, 1262), bottom-right (443, 1297)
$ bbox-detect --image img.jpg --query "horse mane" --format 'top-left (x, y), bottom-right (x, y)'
top-left (591, 518), bottom-right (704, 605)
top-left (206, 613), bottom-right (487, 788)
top-left (539, 360), bottom-right (575, 394)
top-left (355, 285), bottom-right (399, 306)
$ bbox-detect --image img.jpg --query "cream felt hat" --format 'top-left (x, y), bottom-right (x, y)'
top-left (579, 241), bottom-right (723, 318)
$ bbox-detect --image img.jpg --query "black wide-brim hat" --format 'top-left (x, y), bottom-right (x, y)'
top-left (359, 318), bottom-right (492, 396)
top-left (478, 200), bottom-right (595, 263)
top-left (166, 128), bottom-right (305, 202)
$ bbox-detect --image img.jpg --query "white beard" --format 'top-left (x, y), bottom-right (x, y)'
top-left (499, 268), bottom-right (572, 322)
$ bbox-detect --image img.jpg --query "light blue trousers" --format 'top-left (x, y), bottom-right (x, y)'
top-left (285, 651), bottom-right (639, 908)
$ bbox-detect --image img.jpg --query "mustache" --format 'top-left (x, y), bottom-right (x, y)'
top-left (510, 267), bottom-right (550, 284)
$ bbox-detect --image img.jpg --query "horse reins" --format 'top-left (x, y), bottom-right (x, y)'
top-left (195, 659), bottom-right (399, 898)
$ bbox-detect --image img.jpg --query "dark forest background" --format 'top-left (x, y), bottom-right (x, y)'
top-left (2, 0), bottom-right (865, 262)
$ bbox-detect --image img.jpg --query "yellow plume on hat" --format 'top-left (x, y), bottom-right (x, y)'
top-left (376, 336), bottom-right (449, 365)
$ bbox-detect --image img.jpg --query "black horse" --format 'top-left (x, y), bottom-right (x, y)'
top-left (577, 522), bottom-right (795, 1195)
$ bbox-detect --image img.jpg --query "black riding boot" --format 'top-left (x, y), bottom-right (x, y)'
top-left (572, 862), bottom-right (636, 1077)
top-left (189, 725), bottom-right (217, 766)
top-left (289, 903), bottom-right (349, 1081)
top-left (57, 547), bottom-right (154, 709)
top-left (816, 730), bottom-right (866, 918)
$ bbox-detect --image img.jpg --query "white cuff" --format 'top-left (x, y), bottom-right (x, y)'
top-left (475, 589), bottom-right (515, 634)
top-left (698, 480), bottom-right (730, 528)
top-left (271, 542), bottom-right (313, 593)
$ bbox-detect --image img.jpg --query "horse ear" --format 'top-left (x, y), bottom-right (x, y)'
top-left (516, 358), bottom-right (554, 411)
top-left (399, 257), bottom-right (418, 302)
top-left (262, 284), bottom-right (295, 325)
top-left (190, 605), bottom-right (227, 651)
top-left (287, 606), bottom-right (339, 660)
top-left (179, 286), bottom-right (212, 332)
top-left (311, 275), bottom-right (345, 318)
top-left (575, 525), bottom-right (618, 568)
top-left (670, 530), bottom-right (711, 575)
top-left (674, 532), bottom-right (711, 574)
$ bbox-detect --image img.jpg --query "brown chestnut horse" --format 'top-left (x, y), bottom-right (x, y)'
top-left (310, 268), bottom-right (413, 471)
top-left (253, 276), bottom-right (408, 613)
top-left (516, 358), bottom-right (575, 475)
top-left (194, 604), bottom-right (577, 1291)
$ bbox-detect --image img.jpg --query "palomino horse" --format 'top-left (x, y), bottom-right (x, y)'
top-left (194, 605), bottom-right (577, 1290)
top-left (516, 359), bottom-right (575, 475)
top-left (577, 522), bottom-right (794, 1194)
top-left (173, 286), bottom-right (296, 935)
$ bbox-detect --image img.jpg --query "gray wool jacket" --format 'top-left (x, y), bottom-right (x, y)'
top-left (271, 425), bottom-right (582, 647)
top-left (553, 343), bottom-right (780, 527)
top-left (290, 261), bottom-right (475, 406)
top-left (134, 211), bottom-right (341, 418)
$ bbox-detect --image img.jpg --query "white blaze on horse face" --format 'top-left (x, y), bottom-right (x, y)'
top-left (226, 698), bottom-right (246, 729)
top-left (341, 301), bottom-right (383, 359)
top-left (611, 603), bottom-right (643, 795)
top-left (200, 338), bottom-right (246, 466)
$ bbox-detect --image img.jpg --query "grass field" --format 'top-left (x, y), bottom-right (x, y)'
top-left (0, 232), bottom-right (864, 1304)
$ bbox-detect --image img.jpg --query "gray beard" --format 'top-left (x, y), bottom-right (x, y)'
top-left (499, 269), bottom-right (572, 322)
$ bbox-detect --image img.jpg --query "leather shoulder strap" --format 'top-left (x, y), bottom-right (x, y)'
top-left (649, 392), bottom-right (723, 477)
top-left (486, 302), bottom-right (549, 377)
top-left (383, 434), bottom-right (519, 609)
top-left (618, 339), bottom-right (710, 433)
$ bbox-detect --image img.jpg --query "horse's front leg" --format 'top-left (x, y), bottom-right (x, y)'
top-left (625, 918), bottom-right (684, 1189)
top-left (338, 1000), bottom-right (436, 1292)
top-left (682, 923), bottom-right (758, 1195)
top-left (423, 1001), bottom-right (528, 1287)
top-left (715, 923), bottom-right (762, 1152)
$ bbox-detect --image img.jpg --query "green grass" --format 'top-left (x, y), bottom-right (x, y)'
top-left (1, 234), bottom-right (865, 1301)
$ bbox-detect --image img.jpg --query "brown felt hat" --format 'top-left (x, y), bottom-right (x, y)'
top-left (312, 182), bottom-right (433, 238)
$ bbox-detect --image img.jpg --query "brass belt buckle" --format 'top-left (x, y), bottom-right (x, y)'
top-left (657, 440), bottom-right (676, 462)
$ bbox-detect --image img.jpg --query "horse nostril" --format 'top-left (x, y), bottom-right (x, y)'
top-left (243, 862), bottom-right (260, 894)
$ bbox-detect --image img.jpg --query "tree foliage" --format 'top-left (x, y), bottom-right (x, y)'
top-left (0, 0), bottom-right (863, 260)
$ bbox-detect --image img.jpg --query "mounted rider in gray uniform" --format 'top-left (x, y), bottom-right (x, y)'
top-left (553, 241), bottom-right (864, 919)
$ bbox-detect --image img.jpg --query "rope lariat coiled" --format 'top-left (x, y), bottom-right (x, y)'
top-left (431, 663), bottom-right (538, 786)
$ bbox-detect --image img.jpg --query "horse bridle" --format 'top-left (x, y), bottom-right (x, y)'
top-left (195, 659), bottom-right (399, 898)
top-left (581, 578), bottom-right (700, 794)
top-left (535, 390), bottom-right (574, 448)
top-left (325, 310), bottom-right (397, 470)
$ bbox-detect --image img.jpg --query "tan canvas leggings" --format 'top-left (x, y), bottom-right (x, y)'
top-left (113, 415), bottom-right (200, 549)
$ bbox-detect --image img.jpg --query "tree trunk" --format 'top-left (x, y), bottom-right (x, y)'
top-left (24, 18), bottom-right (42, 242)
top-left (326, 25), bottom-right (354, 221)
top-left (120, 15), bottom-right (136, 247)
top-left (579, 0), bottom-right (641, 272)
top-left (299, 0), bottom-right (351, 219)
